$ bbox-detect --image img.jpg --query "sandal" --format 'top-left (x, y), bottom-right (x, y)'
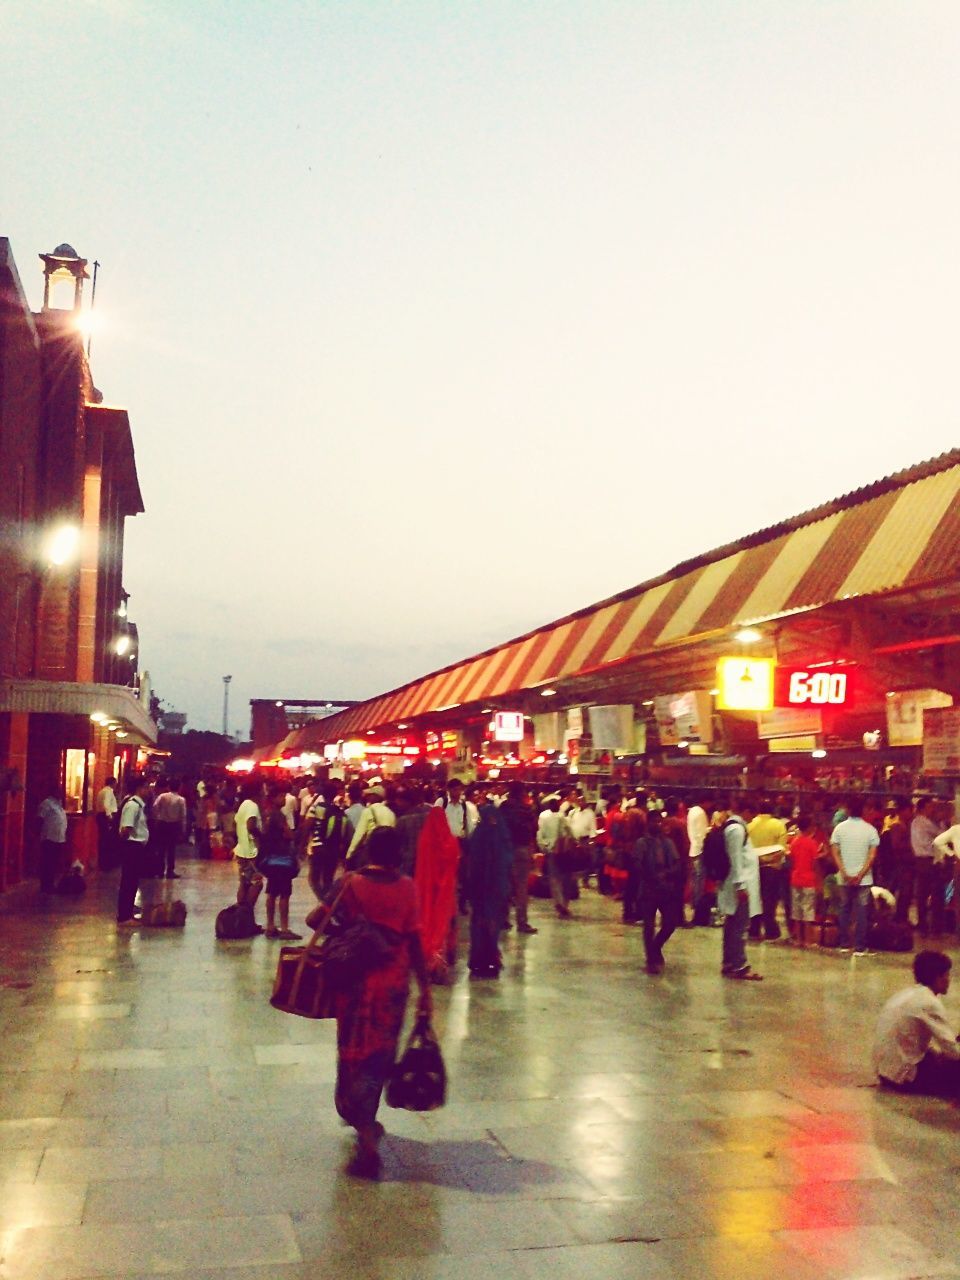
top-left (725, 967), bottom-right (763, 981)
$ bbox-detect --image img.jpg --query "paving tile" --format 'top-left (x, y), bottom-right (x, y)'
top-left (3, 863), bottom-right (960, 1278)
top-left (776, 1223), bottom-right (957, 1279)
top-left (0, 1180), bottom-right (87, 1229)
top-left (38, 1144), bottom-right (164, 1182)
top-left (149, 1213), bottom-right (301, 1271)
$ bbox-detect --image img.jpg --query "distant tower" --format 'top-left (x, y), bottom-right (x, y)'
top-left (39, 243), bottom-right (88, 311)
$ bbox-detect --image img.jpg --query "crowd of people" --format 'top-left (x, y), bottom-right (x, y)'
top-left (72, 770), bottom-right (960, 980)
top-left (32, 767), bottom-right (960, 1166)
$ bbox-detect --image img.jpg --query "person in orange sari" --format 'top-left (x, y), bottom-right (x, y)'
top-left (414, 807), bottom-right (461, 984)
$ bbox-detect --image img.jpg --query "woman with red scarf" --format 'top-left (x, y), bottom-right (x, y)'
top-left (414, 807), bottom-right (461, 983)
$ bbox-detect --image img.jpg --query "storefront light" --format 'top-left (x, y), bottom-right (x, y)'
top-left (115, 635), bottom-right (131, 656)
top-left (811, 748), bottom-right (827, 759)
top-left (90, 711), bottom-right (108, 724)
top-left (540, 688), bottom-right (557, 698)
top-left (734, 627), bottom-right (763, 644)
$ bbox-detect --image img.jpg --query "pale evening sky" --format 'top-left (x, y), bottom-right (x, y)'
top-left (3, 1), bottom-right (959, 734)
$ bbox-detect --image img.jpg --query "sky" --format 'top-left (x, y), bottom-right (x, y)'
top-left (4, 1), bottom-right (960, 735)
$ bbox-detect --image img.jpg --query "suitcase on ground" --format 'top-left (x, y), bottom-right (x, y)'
top-left (142, 900), bottom-right (187, 928)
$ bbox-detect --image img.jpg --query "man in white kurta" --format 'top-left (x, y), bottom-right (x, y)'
top-left (717, 799), bottom-right (761, 980)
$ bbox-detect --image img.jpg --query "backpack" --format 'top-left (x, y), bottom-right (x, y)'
top-left (55, 869), bottom-right (86, 896)
top-left (307, 803), bottom-right (348, 863)
top-left (215, 902), bottom-right (259, 939)
top-left (645, 835), bottom-right (681, 888)
top-left (702, 820), bottom-right (743, 884)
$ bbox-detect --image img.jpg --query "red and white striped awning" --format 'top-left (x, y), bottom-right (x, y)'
top-left (309, 451), bottom-right (960, 741)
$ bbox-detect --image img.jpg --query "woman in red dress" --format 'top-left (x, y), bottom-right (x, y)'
top-left (312, 826), bottom-right (432, 1177)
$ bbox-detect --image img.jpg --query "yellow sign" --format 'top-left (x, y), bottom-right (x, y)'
top-left (716, 656), bottom-right (774, 712)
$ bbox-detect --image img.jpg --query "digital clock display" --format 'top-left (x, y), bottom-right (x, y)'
top-left (774, 665), bottom-right (854, 708)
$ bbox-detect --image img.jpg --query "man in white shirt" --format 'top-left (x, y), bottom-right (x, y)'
top-left (831, 796), bottom-right (880, 955)
top-left (116, 776), bottom-right (151, 925)
top-left (686, 797), bottom-right (710, 926)
top-left (152, 779), bottom-right (187, 879)
top-left (537, 797), bottom-right (574, 919)
top-left (37, 791), bottom-right (68, 893)
top-left (913, 798), bottom-right (946, 934)
top-left (95, 776), bottom-right (119, 871)
top-left (234, 778), bottom-right (265, 917)
top-left (438, 779), bottom-right (479, 841)
top-left (281, 787), bottom-right (298, 833)
top-left (567, 793), bottom-right (597, 842)
top-left (874, 950), bottom-right (960, 1096)
top-left (716, 797), bottom-right (762, 981)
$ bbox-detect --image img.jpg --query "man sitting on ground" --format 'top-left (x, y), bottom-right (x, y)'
top-left (873, 950), bottom-right (960, 1097)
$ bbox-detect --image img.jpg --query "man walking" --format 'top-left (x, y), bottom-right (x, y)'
top-left (639, 811), bottom-right (684, 974)
top-left (116, 775), bottom-right (151, 926)
top-left (831, 795), bottom-right (880, 955)
top-left (537, 796), bottom-right (574, 919)
top-left (713, 795), bottom-right (762, 981)
top-left (152, 778), bottom-right (187, 879)
top-left (500, 782), bottom-right (538, 934)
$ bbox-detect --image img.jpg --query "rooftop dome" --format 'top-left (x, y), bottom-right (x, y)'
top-left (51, 243), bottom-right (80, 258)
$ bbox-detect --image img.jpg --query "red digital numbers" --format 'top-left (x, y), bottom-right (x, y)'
top-left (774, 665), bottom-right (853, 708)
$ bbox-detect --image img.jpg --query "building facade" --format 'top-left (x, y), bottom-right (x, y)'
top-left (0, 239), bottom-right (155, 891)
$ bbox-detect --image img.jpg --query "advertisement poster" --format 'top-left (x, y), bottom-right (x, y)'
top-left (588, 705), bottom-right (635, 751)
top-left (888, 690), bottom-right (953, 748)
top-left (922, 705), bottom-right (960, 775)
top-left (654, 690), bottom-right (713, 745)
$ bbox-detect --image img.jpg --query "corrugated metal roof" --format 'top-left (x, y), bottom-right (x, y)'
top-left (312, 450), bottom-right (960, 740)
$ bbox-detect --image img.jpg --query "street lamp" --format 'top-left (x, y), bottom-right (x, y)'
top-left (222, 675), bottom-right (232, 738)
top-left (45, 524), bottom-right (80, 567)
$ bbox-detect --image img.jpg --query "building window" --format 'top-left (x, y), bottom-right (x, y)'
top-left (85, 751), bottom-right (96, 813)
top-left (63, 749), bottom-right (87, 814)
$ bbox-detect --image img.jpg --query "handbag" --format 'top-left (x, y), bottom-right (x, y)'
top-left (387, 1015), bottom-right (446, 1111)
top-left (322, 917), bottom-right (401, 984)
top-left (270, 880), bottom-right (349, 1019)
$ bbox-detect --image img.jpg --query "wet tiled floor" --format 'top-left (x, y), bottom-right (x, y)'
top-left (1, 858), bottom-right (959, 1278)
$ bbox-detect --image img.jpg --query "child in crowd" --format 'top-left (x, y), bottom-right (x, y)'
top-left (789, 813), bottom-right (821, 946)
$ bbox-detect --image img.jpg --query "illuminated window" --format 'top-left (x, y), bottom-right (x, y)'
top-left (85, 752), bottom-right (96, 813)
top-left (63, 749), bottom-right (87, 815)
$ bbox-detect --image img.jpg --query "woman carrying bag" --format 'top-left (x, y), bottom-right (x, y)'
top-left (306, 825), bottom-right (432, 1178)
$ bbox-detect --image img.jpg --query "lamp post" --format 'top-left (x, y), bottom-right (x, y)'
top-left (222, 675), bottom-right (232, 738)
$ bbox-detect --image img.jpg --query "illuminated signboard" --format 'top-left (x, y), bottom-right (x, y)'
top-left (493, 711), bottom-right (524, 742)
top-left (774, 665), bottom-right (854, 709)
top-left (716, 657), bottom-right (774, 712)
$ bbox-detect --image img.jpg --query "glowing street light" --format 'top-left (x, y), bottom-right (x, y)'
top-left (46, 524), bottom-right (79, 567)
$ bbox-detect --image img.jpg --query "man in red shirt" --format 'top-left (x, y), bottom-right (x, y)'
top-left (789, 813), bottom-right (821, 946)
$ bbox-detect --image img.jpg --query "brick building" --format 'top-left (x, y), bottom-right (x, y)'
top-left (0, 239), bottom-right (155, 891)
